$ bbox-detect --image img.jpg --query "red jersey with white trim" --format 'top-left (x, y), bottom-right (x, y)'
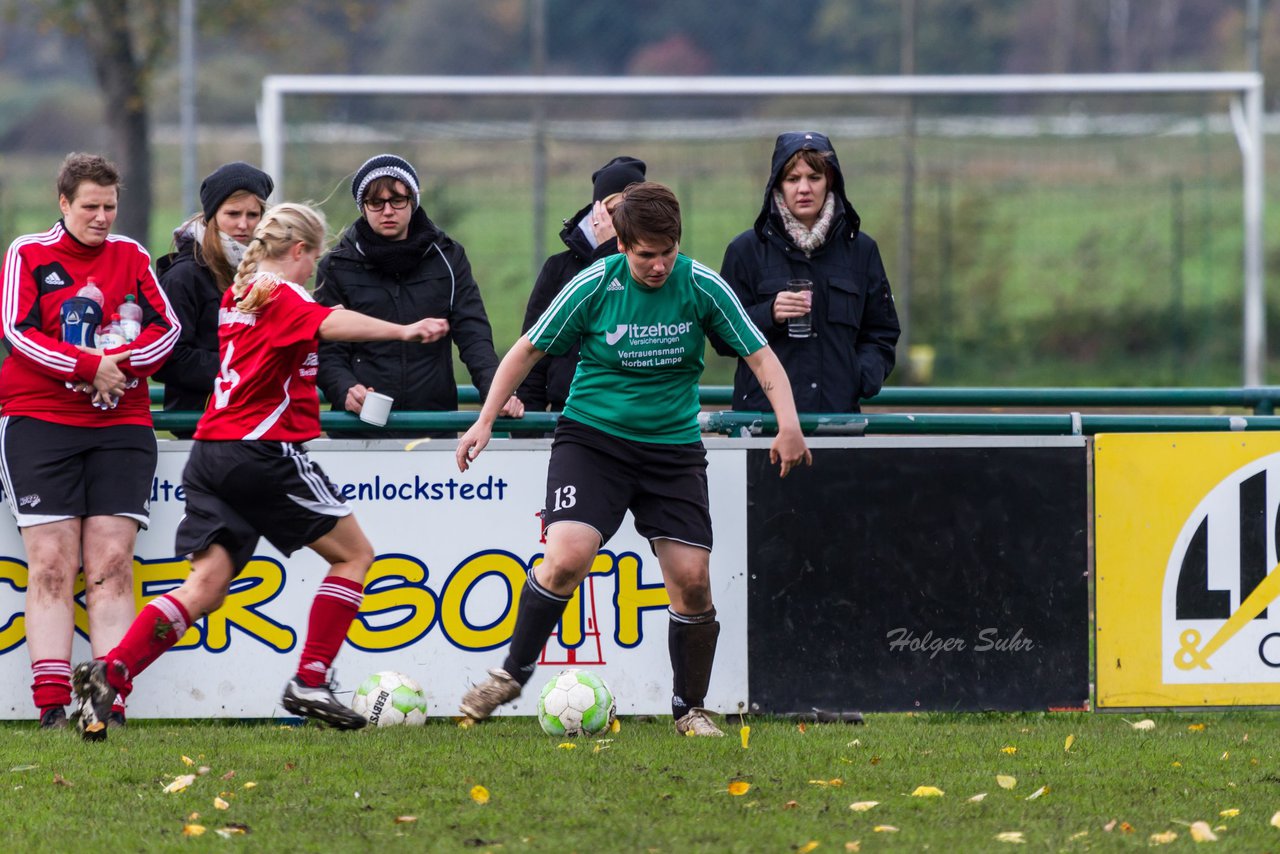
top-left (0, 221), bottom-right (180, 427)
top-left (194, 277), bottom-right (334, 442)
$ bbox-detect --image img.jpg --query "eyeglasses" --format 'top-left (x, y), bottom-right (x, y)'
top-left (364, 195), bottom-right (412, 212)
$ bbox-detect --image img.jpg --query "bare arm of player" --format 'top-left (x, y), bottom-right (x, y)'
top-left (742, 346), bottom-right (812, 478)
top-left (456, 337), bottom-right (545, 472)
top-left (318, 308), bottom-right (450, 344)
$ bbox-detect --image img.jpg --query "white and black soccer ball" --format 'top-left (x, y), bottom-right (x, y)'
top-left (350, 671), bottom-right (428, 727)
top-left (537, 669), bottom-right (616, 737)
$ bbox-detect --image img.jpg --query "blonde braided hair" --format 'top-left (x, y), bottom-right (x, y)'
top-left (232, 202), bottom-right (327, 313)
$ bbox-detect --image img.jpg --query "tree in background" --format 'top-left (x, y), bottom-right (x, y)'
top-left (0, 0), bottom-right (379, 241)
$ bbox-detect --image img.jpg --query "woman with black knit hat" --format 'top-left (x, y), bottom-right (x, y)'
top-left (516, 155), bottom-right (646, 414)
top-left (155, 161), bottom-right (274, 437)
top-left (315, 153), bottom-right (522, 437)
top-left (716, 132), bottom-right (900, 412)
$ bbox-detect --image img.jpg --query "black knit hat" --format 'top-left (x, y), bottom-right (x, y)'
top-left (199, 162), bottom-right (274, 222)
top-left (352, 154), bottom-right (420, 211)
top-left (591, 156), bottom-right (647, 202)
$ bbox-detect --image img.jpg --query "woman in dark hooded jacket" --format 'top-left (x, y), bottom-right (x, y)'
top-left (315, 154), bottom-right (521, 438)
top-left (154, 162), bottom-right (274, 437)
top-left (515, 155), bottom-right (647, 412)
top-left (717, 132), bottom-right (900, 412)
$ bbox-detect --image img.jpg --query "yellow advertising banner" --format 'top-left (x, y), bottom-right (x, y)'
top-left (1096, 432), bottom-right (1280, 707)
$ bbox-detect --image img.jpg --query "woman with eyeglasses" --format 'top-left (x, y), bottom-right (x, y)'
top-left (315, 154), bottom-right (522, 437)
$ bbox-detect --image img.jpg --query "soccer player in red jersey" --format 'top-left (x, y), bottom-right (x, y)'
top-left (70, 203), bottom-right (449, 738)
top-left (0, 153), bottom-right (180, 729)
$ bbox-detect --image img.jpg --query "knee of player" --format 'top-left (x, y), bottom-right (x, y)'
top-left (678, 581), bottom-right (714, 613)
top-left (84, 559), bottom-right (134, 597)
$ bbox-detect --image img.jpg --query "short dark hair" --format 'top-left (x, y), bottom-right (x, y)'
top-left (57, 153), bottom-right (121, 202)
top-left (779, 149), bottom-right (834, 185)
top-left (612, 182), bottom-right (681, 248)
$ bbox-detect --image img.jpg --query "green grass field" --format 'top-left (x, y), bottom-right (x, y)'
top-left (4, 711), bottom-right (1280, 851)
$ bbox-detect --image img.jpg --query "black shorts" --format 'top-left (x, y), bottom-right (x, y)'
top-left (544, 418), bottom-right (712, 550)
top-left (174, 440), bottom-right (351, 575)
top-left (0, 416), bottom-right (156, 528)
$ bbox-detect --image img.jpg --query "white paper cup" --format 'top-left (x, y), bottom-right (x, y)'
top-left (359, 391), bottom-right (394, 426)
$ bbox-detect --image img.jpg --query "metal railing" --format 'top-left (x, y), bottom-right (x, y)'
top-left (150, 384), bottom-right (1280, 416)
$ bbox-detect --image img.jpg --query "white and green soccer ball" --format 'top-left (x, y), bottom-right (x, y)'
top-left (537, 669), bottom-right (616, 737)
top-left (351, 671), bottom-right (428, 727)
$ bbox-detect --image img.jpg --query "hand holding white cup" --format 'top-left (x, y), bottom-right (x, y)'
top-left (359, 390), bottom-right (394, 426)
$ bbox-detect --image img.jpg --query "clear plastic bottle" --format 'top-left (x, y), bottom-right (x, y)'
top-left (96, 313), bottom-right (127, 349)
top-left (117, 294), bottom-right (142, 342)
top-left (77, 277), bottom-right (104, 307)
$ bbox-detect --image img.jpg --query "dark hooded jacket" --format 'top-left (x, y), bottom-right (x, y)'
top-left (154, 228), bottom-right (222, 438)
top-left (515, 203), bottom-right (620, 411)
top-left (715, 131), bottom-right (900, 412)
top-left (314, 208), bottom-right (501, 438)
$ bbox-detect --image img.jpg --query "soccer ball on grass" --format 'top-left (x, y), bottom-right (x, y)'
top-left (351, 671), bottom-right (428, 726)
top-left (537, 669), bottom-right (615, 736)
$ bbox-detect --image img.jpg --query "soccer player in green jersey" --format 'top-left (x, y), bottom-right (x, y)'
top-left (456, 182), bottom-right (810, 736)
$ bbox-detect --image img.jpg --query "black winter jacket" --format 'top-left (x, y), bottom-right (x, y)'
top-left (154, 231), bottom-right (222, 438)
top-left (515, 204), bottom-right (619, 411)
top-left (314, 211), bottom-right (501, 438)
top-left (716, 131), bottom-right (900, 412)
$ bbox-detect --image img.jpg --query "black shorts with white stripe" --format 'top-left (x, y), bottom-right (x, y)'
top-left (174, 440), bottom-right (351, 575)
top-left (0, 415), bottom-right (156, 528)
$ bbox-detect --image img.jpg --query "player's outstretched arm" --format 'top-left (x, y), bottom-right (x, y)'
top-left (457, 337), bottom-right (545, 473)
top-left (319, 308), bottom-right (449, 344)
top-left (742, 346), bottom-right (812, 478)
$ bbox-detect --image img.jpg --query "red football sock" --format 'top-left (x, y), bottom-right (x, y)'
top-left (296, 576), bottom-right (364, 687)
top-left (31, 659), bottom-right (71, 710)
top-left (103, 594), bottom-right (192, 693)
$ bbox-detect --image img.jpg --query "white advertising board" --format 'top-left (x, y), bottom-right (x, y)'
top-left (0, 439), bottom-right (749, 719)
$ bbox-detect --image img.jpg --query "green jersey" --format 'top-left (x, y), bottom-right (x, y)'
top-left (527, 253), bottom-right (766, 443)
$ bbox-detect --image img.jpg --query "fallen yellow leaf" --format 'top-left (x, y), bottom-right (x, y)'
top-left (1188, 723), bottom-right (1206, 732)
top-left (1172, 762), bottom-right (1183, 767)
top-left (181, 755), bottom-right (195, 766)
top-left (911, 785), bottom-right (944, 797)
top-left (740, 725), bottom-right (750, 749)
top-left (848, 801), bottom-right (879, 812)
top-left (215, 827), bottom-right (248, 839)
top-left (1069, 831), bottom-right (1089, 840)
top-left (997, 775), bottom-right (1017, 789)
top-left (1219, 808), bottom-right (1240, 818)
top-left (994, 831), bottom-right (1025, 844)
top-left (1221, 751), bottom-right (1230, 760)
top-left (1119, 822), bottom-right (1134, 834)
top-left (610, 718), bottom-right (620, 733)
top-left (1103, 819), bottom-right (1117, 832)
top-left (242, 782), bottom-right (257, 789)
top-left (1149, 831), bottom-right (1178, 844)
top-left (186, 812), bottom-right (200, 821)
top-left (457, 717), bottom-right (475, 730)
top-left (797, 842), bottom-right (819, 854)
top-left (394, 816), bottom-right (418, 824)
top-left (1270, 810), bottom-right (1280, 828)
top-left (1125, 718), bottom-right (1156, 731)
top-left (557, 743), bottom-right (576, 750)
top-left (1001, 746), bottom-right (1018, 755)
top-left (213, 797), bottom-right (229, 810)
top-left (182, 825), bottom-right (206, 837)
top-left (1189, 821), bottom-right (1217, 842)
top-left (470, 785), bottom-right (490, 805)
top-left (1025, 785), bottom-right (1049, 801)
top-left (1064, 734), bottom-right (1075, 752)
top-left (872, 825), bottom-right (899, 833)
top-left (968, 793), bottom-right (988, 802)
top-left (784, 800), bottom-right (800, 810)
top-left (163, 774), bottom-right (196, 794)
top-left (728, 781), bottom-right (751, 796)
top-left (797, 722), bottom-right (807, 734)
top-left (844, 843), bottom-right (861, 853)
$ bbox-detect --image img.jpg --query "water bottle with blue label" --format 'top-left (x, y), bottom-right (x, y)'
top-left (60, 277), bottom-right (104, 346)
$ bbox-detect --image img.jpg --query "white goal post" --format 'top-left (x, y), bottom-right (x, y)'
top-left (259, 73), bottom-right (1265, 384)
